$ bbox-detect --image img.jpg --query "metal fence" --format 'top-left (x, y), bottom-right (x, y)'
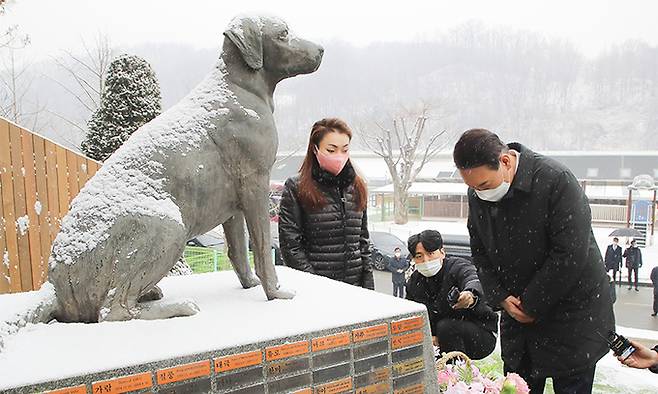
top-left (183, 246), bottom-right (257, 273)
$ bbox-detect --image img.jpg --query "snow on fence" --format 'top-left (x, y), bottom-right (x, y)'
top-left (0, 117), bottom-right (101, 294)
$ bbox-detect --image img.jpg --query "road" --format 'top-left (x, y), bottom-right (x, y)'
top-left (373, 269), bottom-right (658, 332)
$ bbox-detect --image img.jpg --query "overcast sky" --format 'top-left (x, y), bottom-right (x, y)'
top-left (3, 0), bottom-right (658, 60)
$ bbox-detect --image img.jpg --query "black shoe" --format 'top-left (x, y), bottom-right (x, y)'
top-left (652, 313), bottom-right (657, 317)
top-left (628, 287), bottom-right (632, 290)
top-left (635, 288), bottom-right (640, 291)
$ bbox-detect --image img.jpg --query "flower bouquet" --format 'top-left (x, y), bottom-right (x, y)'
top-left (436, 351), bottom-right (529, 394)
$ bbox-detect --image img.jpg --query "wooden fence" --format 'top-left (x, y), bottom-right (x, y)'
top-left (0, 117), bottom-right (101, 294)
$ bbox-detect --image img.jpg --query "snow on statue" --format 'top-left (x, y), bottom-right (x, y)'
top-left (39, 15), bottom-right (322, 323)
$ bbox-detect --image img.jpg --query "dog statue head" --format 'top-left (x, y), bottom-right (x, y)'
top-left (224, 15), bottom-right (324, 81)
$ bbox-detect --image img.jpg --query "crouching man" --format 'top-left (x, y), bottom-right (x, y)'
top-left (406, 230), bottom-right (498, 360)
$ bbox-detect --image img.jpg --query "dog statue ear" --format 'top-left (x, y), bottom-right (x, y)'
top-left (224, 17), bottom-right (264, 70)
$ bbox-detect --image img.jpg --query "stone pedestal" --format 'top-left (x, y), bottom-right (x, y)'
top-left (0, 267), bottom-right (437, 393)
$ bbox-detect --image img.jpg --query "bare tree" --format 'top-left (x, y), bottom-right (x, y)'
top-left (361, 106), bottom-right (448, 224)
top-left (0, 13), bottom-right (47, 131)
top-left (45, 34), bottom-right (114, 133)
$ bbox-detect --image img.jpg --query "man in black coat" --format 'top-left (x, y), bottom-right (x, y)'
top-left (387, 247), bottom-right (410, 298)
top-left (604, 237), bottom-right (623, 285)
top-left (406, 230), bottom-right (498, 360)
top-left (453, 129), bottom-right (614, 394)
top-left (623, 239), bottom-right (643, 291)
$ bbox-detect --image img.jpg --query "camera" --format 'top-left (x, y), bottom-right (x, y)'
top-left (447, 286), bottom-right (460, 307)
top-left (606, 331), bottom-right (635, 360)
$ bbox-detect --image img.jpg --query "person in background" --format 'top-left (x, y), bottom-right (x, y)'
top-left (608, 274), bottom-right (616, 304)
top-left (406, 230), bottom-right (498, 360)
top-left (624, 239), bottom-right (643, 291)
top-left (651, 266), bottom-right (658, 317)
top-left (387, 246), bottom-right (409, 298)
top-left (278, 118), bottom-right (374, 289)
top-left (604, 237), bottom-right (623, 285)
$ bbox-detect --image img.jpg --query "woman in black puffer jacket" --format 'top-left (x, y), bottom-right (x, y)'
top-left (278, 118), bottom-right (374, 289)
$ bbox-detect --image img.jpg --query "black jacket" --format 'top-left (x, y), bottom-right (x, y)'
top-left (604, 244), bottom-right (623, 271)
top-left (387, 256), bottom-right (410, 285)
top-left (278, 162), bottom-right (374, 289)
top-left (623, 246), bottom-right (642, 269)
top-left (406, 256), bottom-right (498, 336)
top-left (467, 143), bottom-right (615, 378)
top-left (651, 267), bottom-right (658, 289)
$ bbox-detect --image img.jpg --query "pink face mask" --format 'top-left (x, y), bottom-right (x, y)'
top-left (315, 148), bottom-right (349, 176)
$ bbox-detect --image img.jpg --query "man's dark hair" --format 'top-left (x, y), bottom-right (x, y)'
top-left (453, 128), bottom-right (507, 170)
top-left (407, 230), bottom-right (444, 256)
top-left (631, 239), bottom-right (636, 245)
top-left (394, 247), bottom-right (401, 252)
top-left (613, 237), bottom-right (619, 242)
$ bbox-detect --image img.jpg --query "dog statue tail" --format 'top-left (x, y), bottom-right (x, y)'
top-left (0, 282), bottom-right (58, 353)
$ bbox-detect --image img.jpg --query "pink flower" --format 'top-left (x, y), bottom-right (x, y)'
top-left (438, 369), bottom-right (458, 385)
top-left (500, 373), bottom-right (530, 394)
top-left (445, 381), bottom-right (471, 394)
top-left (481, 377), bottom-right (500, 394)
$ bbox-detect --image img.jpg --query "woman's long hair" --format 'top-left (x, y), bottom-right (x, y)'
top-left (298, 118), bottom-right (368, 212)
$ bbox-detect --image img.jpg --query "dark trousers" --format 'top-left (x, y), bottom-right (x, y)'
top-left (393, 282), bottom-right (405, 298)
top-left (434, 318), bottom-right (496, 360)
top-left (505, 353), bottom-right (596, 394)
top-left (607, 268), bottom-right (621, 284)
top-left (628, 267), bottom-right (639, 289)
top-left (653, 289), bottom-right (658, 314)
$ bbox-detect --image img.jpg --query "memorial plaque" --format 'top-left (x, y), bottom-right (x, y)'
top-left (266, 341), bottom-right (310, 361)
top-left (392, 345), bottom-right (424, 364)
top-left (391, 331), bottom-right (423, 350)
top-left (227, 383), bottom-right (266, 394)
top-left (215, 350), bottom-right (263, 373)
top-left (159, 377), bottom-right (211, 394)
top-left (354, 354), bottom-right (388, 375)
top-left (45, 385), bottom-right (87, 394)
top-left (391, 316), bottom-right (423, 334)
top-left (354, 368), bottom-right (390, 388)
top-left (92, 372), bottom-right (152, 394)
top-left (156, 360), bottom-right (211, 385)
top-left (313, 348), bottom-right (351, 369)
top-left (393, 383), bottom-right (425, 394)
top-left (216, 366), bottom-right (263, 390)
top-left (393, 358), bottom-right (424, 377)
top-left (312, 332), bottom-right (351, 352)
top-left (392, 371), bottom-right (424, 390)
top-left (354, 382), bottom-right (391, 394)
top-left (314, 377), bottom-right (352, 394)
top-left (267, 357), bottom-right (310, 378)
top-left (267, 372), bottom-right (312, 394)
top-left (353, 340), bottom-right (388, 360)
top-left (352, 324), bottom-right (388, 343)
top-left (313, 363), bottom-right (351, 384)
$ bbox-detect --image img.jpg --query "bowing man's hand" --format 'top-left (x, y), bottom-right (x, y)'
top-left (501, 295), bottom-right (535, 324)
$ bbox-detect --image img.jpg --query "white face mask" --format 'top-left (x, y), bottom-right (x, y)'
top-left (415, 258), bottom-right (443, 277)
top-left (475, 181), bottom-right (510, 202)
top-left (475, 151), bottom-right (519, 202)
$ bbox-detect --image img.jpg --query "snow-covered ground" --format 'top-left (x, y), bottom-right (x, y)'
top-left (0, 267), bottom-right (424, 390)
top-left (371, 219), bottom-right (658, 284)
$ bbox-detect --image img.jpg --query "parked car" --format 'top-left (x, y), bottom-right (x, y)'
top-left (187, 230), bottom-right (224, 250)
top-left (370, 231), bottom-right (409, 271)
top-left (442, 233), bottom-right (472, 260)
